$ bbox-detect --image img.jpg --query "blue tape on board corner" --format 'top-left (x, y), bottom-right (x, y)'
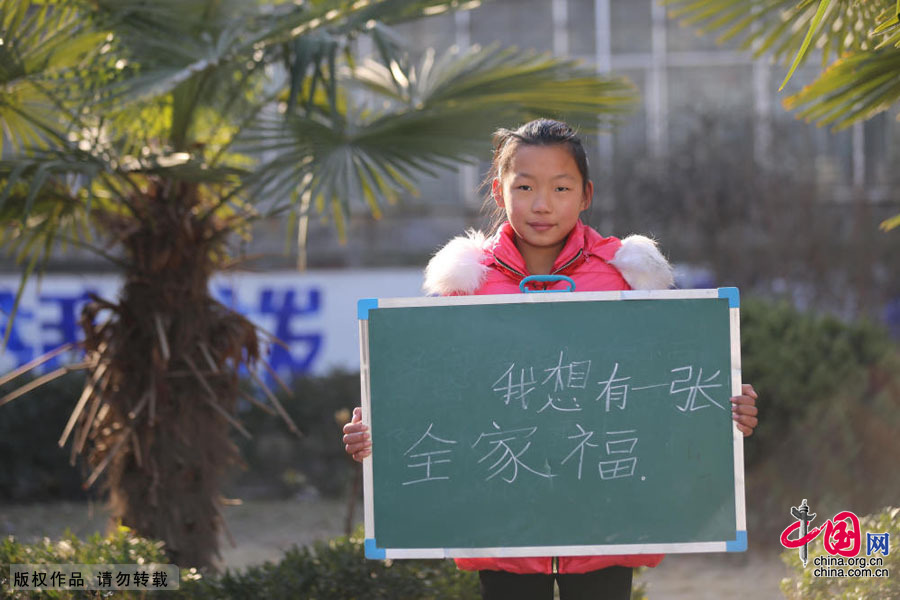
top-left (358, 298), bottom-right (379, 320)
top-left (718, 287), bottom-right (740, 309)
top-left (365, 538), bottom-right (386, 559)
top-left (726, 530), bottom-right (748, 552)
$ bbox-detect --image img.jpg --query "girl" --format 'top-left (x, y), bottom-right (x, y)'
top-left (343, 119), bottom-right (759, 600)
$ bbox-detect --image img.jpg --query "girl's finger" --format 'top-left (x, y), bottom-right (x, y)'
top-left (343, 421), bottom-right (369, 435)
top-left (731, 403), bottom-right (758, 417)
top-left (733, 413), bottom-right (758, 435)
top-left (344, 443), bottom-right (372, 455)
top-left (730, 394), bottom-right (756, 407)
top-left (737, 414), bottom-right (758, 428)
top-left (351, 406), bottom-right (363, 423)
top-left (740, 384), bottom-right (758, 399)
top-left (345, 438), bottom-right (371, 452)
top-left (343, 431), bottom-right (370, 445)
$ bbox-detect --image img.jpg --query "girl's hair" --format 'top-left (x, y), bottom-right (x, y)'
top-left (482, 119), bottom-right (591, 232)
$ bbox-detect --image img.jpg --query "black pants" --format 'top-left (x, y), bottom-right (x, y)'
top-left (478, 567), bottom-right (633, 600)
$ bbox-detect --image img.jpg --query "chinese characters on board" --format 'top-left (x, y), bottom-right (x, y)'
top-left (400, 350), bottom-right (728, 486)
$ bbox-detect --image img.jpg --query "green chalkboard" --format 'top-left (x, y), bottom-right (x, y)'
top-left (359, 288), bottom-right (746, 560)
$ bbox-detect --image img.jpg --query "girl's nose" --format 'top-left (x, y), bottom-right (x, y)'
top-left (532, 193), bottom-right (550, 212)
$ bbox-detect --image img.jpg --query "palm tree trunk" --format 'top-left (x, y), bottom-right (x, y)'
top-left (78, 180), bottom-right (259, 569)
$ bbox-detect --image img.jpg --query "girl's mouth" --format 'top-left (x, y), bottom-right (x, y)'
top-left (529, 223), bottom-right (553, 231)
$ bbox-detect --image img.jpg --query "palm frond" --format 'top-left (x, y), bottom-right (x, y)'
top-left (664, 0), bottom-right (889, 69)
top-left (0, 0), bottom-right (106, 154)
top-left (783, 45), bottom-right (900, 129)
top-left (871, 1), bottom-right (900, 49)
top-left (880, 212), bottom-right (900, 231)
top-left (253, 0), bottom-right (480, 47)
top-left (241, 44), bottom-right (637, 240)
top-left (0, 147), bottom-right (110, 349)
top-left (270, 2), bottom-right (479, 128)
top-left (0, 151), bottom-right (102, 221)
top-left (364, 44), bottom-right (636, 122)
top-left (82, 10), bottom-right (247, 110)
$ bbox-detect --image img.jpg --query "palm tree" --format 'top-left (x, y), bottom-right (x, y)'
top-left (0, 0), bottom-right (636, 568)
top-left (664, 0), bottom-right (900, 230)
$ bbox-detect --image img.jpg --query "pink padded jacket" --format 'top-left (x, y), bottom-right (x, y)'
top-left (422, 220), bottom-right (674, 575)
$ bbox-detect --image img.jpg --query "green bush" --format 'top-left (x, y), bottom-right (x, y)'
top-left (740, 298), bottom-right (892, 466)
top-left (179, 528), bottom-right (480, 600)
top-left (0, 525), bottom-right (173, 599)
top-left (780, 506), bottom-right (899, 600)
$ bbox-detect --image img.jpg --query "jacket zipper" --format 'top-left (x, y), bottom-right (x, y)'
top-left (552, 556), bottom-right (559, 574)
top-left (494, 249), bottom-right (584, 282)
top-left (550, 249), bottom-right (584, 275)
top-left (493, 255), bottom-right (525, 278)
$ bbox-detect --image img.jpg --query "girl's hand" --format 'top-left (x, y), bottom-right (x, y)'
top-left (342, 406), bottom-right (371, 462)
top-left (731, 384), bottom-right (759, 437)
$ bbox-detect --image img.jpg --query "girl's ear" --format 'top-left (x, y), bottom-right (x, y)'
top-left (581, 180), bottom-right (594, 212)
top-left (491, 178), bottom-right (505, 209)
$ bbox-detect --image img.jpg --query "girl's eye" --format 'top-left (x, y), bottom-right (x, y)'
top-left (517, 185), bottom-right (532, 191)
top-left (555, 187), bottom-right (570, 192)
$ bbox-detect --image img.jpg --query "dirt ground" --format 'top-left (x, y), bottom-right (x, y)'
top-left (1, 499), bottom-right (789, 599)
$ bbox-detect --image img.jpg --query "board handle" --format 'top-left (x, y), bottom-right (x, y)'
top-left (519, 275), bottom-right (576, 293)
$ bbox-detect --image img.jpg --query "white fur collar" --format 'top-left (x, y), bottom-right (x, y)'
top-left (422, 231), bottom-right (674, 295)
top-left (608, 234), bottom-right (675, 291)
top-left (423, 229), bottom-right (490, 296)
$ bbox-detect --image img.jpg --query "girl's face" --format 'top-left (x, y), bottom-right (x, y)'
top-left (493, 144), bottom-right (592, 261)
